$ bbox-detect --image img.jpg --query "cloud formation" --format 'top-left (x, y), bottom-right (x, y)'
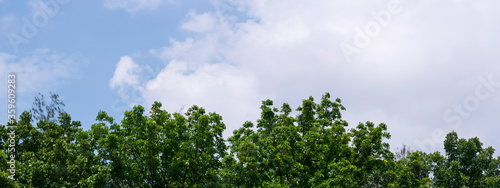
top-left (110, 0), bottom-right (500, 152)
top-left (0, 48), bottom-right (81, 94)
top-left (180, 11), bottom-right (217, 33)
top-left (109, 56), bottom-right (142, 96)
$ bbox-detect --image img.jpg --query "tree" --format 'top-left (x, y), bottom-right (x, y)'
top-left (98, 102), bottom-right (227, 187)
top-left (431, 131), bottom-right (500, 187)
top-left (349, 121), bottom-right (394, 187)
top-left (30, 92), bottom-right (66, 123)
top-left (2, 92), bottom-right (500, 187)
top-left (395, 144), bottom-right (412, 161)
top-left (226, 93), bottom-right (364, 187)
top-left (393, 150), bottom-right (432, 187)
top-left (1, 94), bottom-right (107, 187)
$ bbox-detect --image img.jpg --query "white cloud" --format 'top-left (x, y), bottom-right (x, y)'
top-left (103, 0), bottom-right (169, 13)
top-left (109, 56), bottom-right (142, 93)
top-left (109, 56), bottom-right (148, 110)
top-left (144, 61), bottom-right (260, 137)
top-left (180, 11), bottom-right (217, 32)
top-left (110, 0), bottom-right (500, 153)
top-left (109, 56), bottom-right (261, 138)
top-left (0, 48), bottom-right (81, 94)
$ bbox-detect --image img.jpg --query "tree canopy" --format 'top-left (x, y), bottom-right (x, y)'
top-left (1, 92), bottom-right (499, 187)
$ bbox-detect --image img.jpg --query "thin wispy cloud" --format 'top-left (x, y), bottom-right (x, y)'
top-left (103, 0), bottom-right (171, 13)
top-left (0, 49), bottom-right (81, 94)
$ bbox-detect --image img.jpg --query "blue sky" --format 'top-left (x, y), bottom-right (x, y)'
top-left (0, 0), bottom-right (218, 126)
top-left (1, 0), bottom-right (500, 155)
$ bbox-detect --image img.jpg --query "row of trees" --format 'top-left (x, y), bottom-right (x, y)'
top-left (1, 93), bottom-right (499, 187)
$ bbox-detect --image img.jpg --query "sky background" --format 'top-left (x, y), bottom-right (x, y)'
top-left (1, 0), bottom-right (500, 155)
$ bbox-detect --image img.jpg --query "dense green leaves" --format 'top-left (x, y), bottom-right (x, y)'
top-left (1, 93), bottom-right (499, 187)
top-left (431, 131), bottom-right (500, 188)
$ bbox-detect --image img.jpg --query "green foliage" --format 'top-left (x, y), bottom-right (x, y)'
top-left (1, 92), bottom-right (499, 187)
top-left (95, 102), bottom-right (227, 187)
top-left (225, 93), bottom-right (397, 187)
top-left (431, 131), bottom-right (500, 188)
